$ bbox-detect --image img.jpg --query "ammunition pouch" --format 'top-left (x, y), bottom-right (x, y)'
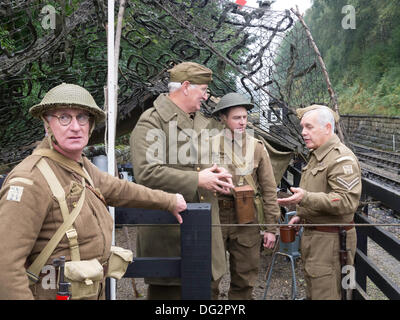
top-left (65, 259), bottom-right (104, 300)
top-left (106, 246), bottom-right (133, 280)
top-left (233, 185), bottom-right (255, 224)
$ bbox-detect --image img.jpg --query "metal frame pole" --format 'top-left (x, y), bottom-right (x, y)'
top-left (107, 0), bottom-right (116, 300)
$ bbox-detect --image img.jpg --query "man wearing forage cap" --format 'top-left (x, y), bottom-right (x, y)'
top-left (130, 62), bottom-right (234, 299)
top-left (278, 104), bottom-right (361, 300)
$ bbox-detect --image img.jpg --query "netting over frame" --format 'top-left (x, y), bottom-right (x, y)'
top-left (0, 0), bottom-right (332, 165)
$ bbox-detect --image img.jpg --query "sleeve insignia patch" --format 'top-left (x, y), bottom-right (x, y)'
top-left (8, 177), bottom-right (33, 185)
top-left (343, 165), bottom-right (353, 175)
top-left (336, 177), bottom-right (359, 191)
top-left (6, 185), bottom-right (24, 202)
top-left (336, 156), bottom-right (355, 163)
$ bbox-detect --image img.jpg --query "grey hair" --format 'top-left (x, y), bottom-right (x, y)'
top-left (168, 82), bottom-right (200, 93)
top-left (168, 82), bottom-right (182, 93)
top-left (304, 107), bottom-right (335, 133)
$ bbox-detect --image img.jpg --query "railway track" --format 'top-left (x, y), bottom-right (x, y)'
top-left (351, 143), bottom-right (400, 191)
top-left (351, 143), bottom-right (400, 173)
top-left (361, 163), bottom-right (400, 191)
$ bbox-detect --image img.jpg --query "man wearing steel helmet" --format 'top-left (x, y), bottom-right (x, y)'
top-left (0, 83), bottom-right (186, 300)
top-left (210, 92), bottom-right (280, 300)
top-left (130, 62), bottom-right (234, 299)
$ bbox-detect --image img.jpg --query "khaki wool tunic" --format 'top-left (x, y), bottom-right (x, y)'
top-left (210, 132), bottom-right (281, 299)
top-left (0, 139), bottom-right (177, 299)
top-left (130, 93), bottom-right (227, 285)
top-left (295, 134), bottom-right (361, 299)
top-left (212, 132), bottom-right (281, 233)
top-left (296, 134), bottom-right (361, 224)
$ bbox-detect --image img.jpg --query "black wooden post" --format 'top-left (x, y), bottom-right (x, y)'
top-left (181, 203), bottom-right (212, 300)
top-left (113, 203), bottom-right (212, 300)
top-left (355, 188), bottom-right (369, 296)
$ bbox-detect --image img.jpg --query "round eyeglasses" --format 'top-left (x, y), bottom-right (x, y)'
top-left (48, 113), bottom-right (91, 126)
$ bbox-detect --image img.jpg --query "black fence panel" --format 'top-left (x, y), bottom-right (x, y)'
top-left (114, 203), bottom-right (212, 300)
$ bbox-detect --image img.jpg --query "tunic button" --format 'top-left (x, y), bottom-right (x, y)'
top-left (197, 167), bottom-right (201, 171)
top-left (200, 196), bottom-right (204, 201)
top-left (72, 202), bottom-right (77, 208)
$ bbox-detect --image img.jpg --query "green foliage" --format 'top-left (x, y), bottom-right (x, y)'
top-left (305, 0), bottom-right (400, 116)
top-left (0, 28), bottom-right (16, 52)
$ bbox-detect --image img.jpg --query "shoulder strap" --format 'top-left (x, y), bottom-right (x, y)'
top-left (26, 159), bottom-right (85, 284)
top-left (36, 158), bottom-right (70, 221)
top-left (221, 136), bottom-right (258, 191)
top-left (32, 148), bottom-right (94, 188)
top-left (220, 137), bottom-right (265, 227)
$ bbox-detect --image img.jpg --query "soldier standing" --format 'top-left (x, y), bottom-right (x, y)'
top-left (0, 83), bottom-right (186, 299)
top-left (210, 93), bottom-right (280, 300)
top-left (130, 62), bottom-right (234, 299)
top-left (277, 105), bottom-right (362, 300)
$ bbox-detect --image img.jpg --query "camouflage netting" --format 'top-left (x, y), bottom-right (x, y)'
top-left (0, 0), bottom-right (334, 169)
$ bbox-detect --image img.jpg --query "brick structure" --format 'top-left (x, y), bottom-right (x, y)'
top-left (341, 115), bottom-right (400, 152)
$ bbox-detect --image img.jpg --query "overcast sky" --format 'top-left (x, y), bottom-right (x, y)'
top-left (242, 0), bottom-right (312, 14)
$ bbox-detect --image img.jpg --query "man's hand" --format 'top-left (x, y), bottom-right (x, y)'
top-left (198, 164), bottom-right (234, 194)
top-left (288, 215), bottom-right (301, 234)
top-left (263, 232), bottom-right (276, 249)
top-left (171, 193), bottom-right (186, 224)
top-left (277, 187), bottom-right (305, 206)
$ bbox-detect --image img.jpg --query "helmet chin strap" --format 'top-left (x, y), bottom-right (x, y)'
top-left (89, 121), bottom-right (95, 136)
top-left (41, 116), bottom-right (57, 150)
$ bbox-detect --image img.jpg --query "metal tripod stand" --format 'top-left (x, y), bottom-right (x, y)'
top-left (263, 211), bottom-right (302, 300)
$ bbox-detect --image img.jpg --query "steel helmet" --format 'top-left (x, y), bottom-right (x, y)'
top-left (212, 92), bottom-right (254, 115)
top-left (29, 83), bottom-right (106, 123)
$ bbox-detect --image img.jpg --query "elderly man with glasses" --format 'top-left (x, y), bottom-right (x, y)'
top-left (130, 61), bottom-right (234, 299)
top-left (0, 83), bottom-right (187, 300)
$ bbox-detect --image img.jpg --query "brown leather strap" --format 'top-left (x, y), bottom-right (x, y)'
top-left (310, 221), bottom-right (354, 233)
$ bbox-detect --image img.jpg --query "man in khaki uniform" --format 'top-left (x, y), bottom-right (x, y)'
top-left (210, 93), bottom-right (280, 300)
top-left (278, 105), bottom-right (362, 300)
top-left (130, 62), bottom-right (233, 299)
top-left (0, 83), bottom-right (186, 300)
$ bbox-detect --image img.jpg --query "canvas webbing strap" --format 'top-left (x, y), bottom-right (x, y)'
top-left (218, 135), bottom-right (258, 192)
top-left (217, 135), bottom-right (265, 228)
top-left (32, 148), bottom-right (94, 187)
top-left (26, 158), bottom-right (85, 284)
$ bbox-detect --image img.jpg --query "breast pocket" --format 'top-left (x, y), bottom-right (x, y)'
top-left (308, 165), bottom-right (328, 192)
top-left (311, 165), bottom-right (327, 176)
top-left (66, 181), bottom-right (84, 211)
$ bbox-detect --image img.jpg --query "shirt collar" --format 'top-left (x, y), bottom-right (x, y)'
top-left (311, 134), bottom-right (340, 162)
top-left (36, 137), bottom-right (84, 165)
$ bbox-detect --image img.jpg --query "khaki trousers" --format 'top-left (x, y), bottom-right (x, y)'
top-left (212, 207), bottom-right (260, 300)
top-left (301, 227), bottom-right (357, 300)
